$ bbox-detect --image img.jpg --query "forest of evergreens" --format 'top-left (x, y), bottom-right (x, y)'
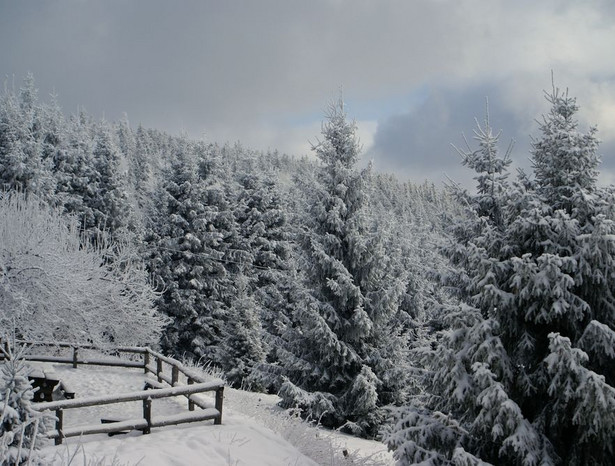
top-left (2, 74), bottom-right (614, 465)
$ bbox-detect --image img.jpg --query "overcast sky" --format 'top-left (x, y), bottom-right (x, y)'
top-left (2, 0), bottom-right (614, 188)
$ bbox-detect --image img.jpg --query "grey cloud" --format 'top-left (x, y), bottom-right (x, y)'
top-left (1, 0), bottom-right (614, 187)
top-left (0, 0), bottom-right (510, 132)
top-left (367, 80), bottom-right (615, 189)
top-left (367, 84), bottom-right (531, 188)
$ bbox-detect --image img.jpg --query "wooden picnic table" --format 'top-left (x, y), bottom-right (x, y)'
top-left (28, 369), bottom-right (75, 402)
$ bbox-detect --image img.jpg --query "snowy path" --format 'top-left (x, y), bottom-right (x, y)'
top-left (33, 363), bottom-right (393, 465)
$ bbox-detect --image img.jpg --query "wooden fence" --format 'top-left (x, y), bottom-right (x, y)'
top-left (8, 340), bottom-right (225, 445)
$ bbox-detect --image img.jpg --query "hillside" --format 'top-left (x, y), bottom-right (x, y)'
top-left (33, 363), bottom-right (393, 465)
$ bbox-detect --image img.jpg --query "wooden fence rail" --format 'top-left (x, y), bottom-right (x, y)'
top-left (36, 381), bottom-right (224, 444)
top-left (11, 340), bottom-right (148, 369)
top-left (4, 340), bottom-right (225, 445)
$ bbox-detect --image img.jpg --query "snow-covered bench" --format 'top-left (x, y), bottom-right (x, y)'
top-left (28, 369), bottom-right (60, 402)
top-left (29, 369), bottom-right (76, 401)
top-left (57, 380), bottom-right (76, 399)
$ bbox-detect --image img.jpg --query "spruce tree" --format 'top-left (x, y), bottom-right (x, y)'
top-left (147, 140), bottom-right (227, 362)
top-left (148, 140), bottom-right (266, 384)
top-left (0, 74), bottom-right (55, 199)
top-left (55, 110), bottom-right (98, 230)
top-left (385, 89), bottom-right (615, 464)
top-left (231, 168), bottom-right (297, 387)
top-left (88, 122), bottom-right (133, 241)
top-left (0, 341), bottom-right (48, 465)
top-left (278, 97), bottom-right (411, 435)
top-left (218, 273), bottom-right (266, 387)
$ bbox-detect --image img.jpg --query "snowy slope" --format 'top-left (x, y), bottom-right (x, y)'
top-left (34, 363), bottom-right (393, 465)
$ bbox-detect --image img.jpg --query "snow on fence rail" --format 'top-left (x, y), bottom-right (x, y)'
top-left (2, 340), bottom-right (225, 445)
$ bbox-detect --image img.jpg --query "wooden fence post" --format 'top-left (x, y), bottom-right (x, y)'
top-left (72, 347), bottom-right (78, 368)
top-left (214, 387), bottom-right (224, 425)
top-left (142, 397), bottom-right (152, 435)
top-left (171, 365), bottom-right (179, 386)
top-left (156, 358), bottom-right (163, 383)
top-left (187, 377), bottom-right (194, 411)
top-left (143, 351), bottom-right (150, 374)
top-left (55, 409), bottom-right (63, 445)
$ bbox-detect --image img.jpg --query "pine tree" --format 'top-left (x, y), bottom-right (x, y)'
top-left (385, 89), bottom-right (615, 464)
top-left (230, 166), bottom-right (299, 388)
top-left (147, 140), bottom-right (225, 361)
top-left (218, 274), bottom-right (266, 387)
top-left (130, 124), bottom-right (155, 206)
top-left (278, 97), bottom-right (411, 435)
top-left (0, 340), bottom-right (48, 465)
top-left (532, 88), bottom-right (599, 217)
top-left (54, 110), bottom-right (98, 230)
top-left (87, 121), bottom-right (134, 241)
top-left (0, 74), bottom-right (55, 199)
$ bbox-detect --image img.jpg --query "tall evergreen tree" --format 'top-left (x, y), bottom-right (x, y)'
top-left (278, 97), bottom-right (412, 435)
top-left (147, 140), bottom-right (268, 386)
top-left (147, 140), bottom-right (227, 362)
top-left (87, 121), bottom-right (133, 241)
top-left (385, 89), bottom-right (615, 465)
top-left (0, 75), bottom-right (54, 199)
top-left (54, 110), bottom-right (98, 229)
top-left (232, 168), bottom-right (294, 372)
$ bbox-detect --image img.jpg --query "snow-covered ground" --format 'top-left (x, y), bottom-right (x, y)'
top-left (32, 363), bottom-right (393, 465)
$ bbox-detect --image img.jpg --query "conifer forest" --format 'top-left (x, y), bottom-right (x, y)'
top-left (2, 73), bottom-right (615, 465)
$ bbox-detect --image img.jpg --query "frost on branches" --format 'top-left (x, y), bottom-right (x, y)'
top-left (0, 340), bottom-right (49, 466)
top-left (385, 88), bottom-right (615, 464)
top-left (0, 191), bottom-right (166, 346)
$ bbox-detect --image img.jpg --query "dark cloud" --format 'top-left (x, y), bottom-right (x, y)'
top-left (367, 84), bottom-right (532, 188)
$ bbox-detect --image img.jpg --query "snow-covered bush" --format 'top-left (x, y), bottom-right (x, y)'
top-left (0, 191), bottom-right (167, 346)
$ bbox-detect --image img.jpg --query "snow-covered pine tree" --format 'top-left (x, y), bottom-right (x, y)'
top-left (54, 110), bottom-right (98, 229)
top-left (148, 139), bottom-right (267, 384)
top-left (39, 93), bottom-right (68, 206)
top-left (217, 273), bottom-right (266, 387)
top-left (0, 342), bottom-right (47, 465)
top-left (195, 142), bottom-right (269, 383)
top-left (147, 139), bottom-right (227, 362)
top-left (278, 96), bottom-right (411, 436)
top-left (515, 87), bottom-right (615, 464)
top-left (229, 162), bottom-right (302, 390)
top-left (87, 121), bottom-right (134, 242)
top-left (385, 88), bottom-right (615, 464)
top-left (384, 105), bottom-right (539, 464)
top-left (0, 74), bottom-right (55, 199)
top-left (130, 124), bottom-right (156, 208)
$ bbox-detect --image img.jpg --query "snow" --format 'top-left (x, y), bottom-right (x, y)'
top-left (46, 420), bottom-right (318, 466)
top-left (32, 363), bottom-right (393, 465)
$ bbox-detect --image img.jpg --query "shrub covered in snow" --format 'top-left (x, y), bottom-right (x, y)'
top-left (0, 191), bottom-right (166, 346)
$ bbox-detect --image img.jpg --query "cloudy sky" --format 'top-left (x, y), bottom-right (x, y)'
top-left (2, 0), bottom-right (614, 187)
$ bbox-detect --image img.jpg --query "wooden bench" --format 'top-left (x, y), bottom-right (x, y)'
top-left (28, 370), bottom-right (60, 402)
top-left (29, 370), bottom-right (76, 401)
